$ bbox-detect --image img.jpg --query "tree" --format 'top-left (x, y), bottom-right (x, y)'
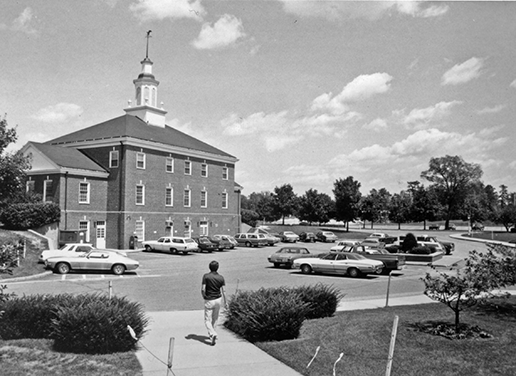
top-left (298, 189), bottom-right (335, 225)
top-left (272, 184), bottom-right (298, 225)
top-left (389, 191), bottom-right (411, 229)
top-left (421, 155), bottom-right (482, 229)
top-left (422, 244), bottom-right (515, 332)
top-left (0, 115), bottom-right (30, 206)
top-left (359, 188), bottom-right (391, 229)
top-left (333, 177), bottom-right (361, 231)
top-left (247, 192), bottom-right (280, 223)
top-left (498, 204), bottom-right (516, 231)
top-left (407, 181), bottom-right (440, 228)
top-left (241, 209), bottom-right (260, 227)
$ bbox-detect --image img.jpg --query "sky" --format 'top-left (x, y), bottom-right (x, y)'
top-left (2, 0), bottom-right (516, 198)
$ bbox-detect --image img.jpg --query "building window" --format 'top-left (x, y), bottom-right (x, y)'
top-left (135, 220), bottom-right (145, 242)
top-left (26, 180), bottom-right (35, 193)
top-left (222, 167), bottom-right (228, 180)
top-left (183, 189), bottom-right (191, 207)
top-left (200, 220), bottom-right (208, 236)
top-left (79, 221), bottom-right (90, 242)
top-left (166, 187), bottom-right (173, 207)
top-left (79, 182), bottom-right (90, 204)
top-left (136, 152), bottom-right (146, 169)
top-left (222, 192), bottom-right (228, 209)
top-left (184, 160), bottom-right (191, 175)
top-left (200, 190), bottom-right (207, 208)
top-left (43, 180), bottom-right (52, 202)
top-left (109, 150), bottom-right (119, 168)
top-left (136, 184), bottom-right (145, 205)
top-left (166, 157), bottom-right (174, 173)
top-left (201, 163), bottom-right (208, 177)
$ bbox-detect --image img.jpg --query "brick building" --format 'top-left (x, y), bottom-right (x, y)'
top-left (21, 50), bottom-right (241, 249)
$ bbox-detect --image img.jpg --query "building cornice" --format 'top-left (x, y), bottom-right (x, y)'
top-left (26, 167), bottom-right (109, 179)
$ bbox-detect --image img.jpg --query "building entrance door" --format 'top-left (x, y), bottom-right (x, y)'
top-left (96, 221), bottom-right (106, 249)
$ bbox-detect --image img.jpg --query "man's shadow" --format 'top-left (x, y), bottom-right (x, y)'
top-left (185, 334), bottom-right (212, 346)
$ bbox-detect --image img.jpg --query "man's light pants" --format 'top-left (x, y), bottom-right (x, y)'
top-left (204, 297), bottom-right (222, 338)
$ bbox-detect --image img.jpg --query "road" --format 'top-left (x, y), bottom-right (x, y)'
top-left (3, 230), bottom-right (488, 312)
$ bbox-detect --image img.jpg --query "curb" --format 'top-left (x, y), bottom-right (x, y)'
top-left (0, 270), bottom-right (53, 283)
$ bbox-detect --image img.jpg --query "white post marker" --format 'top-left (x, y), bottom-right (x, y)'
top-left (109, 281), bottom-right (113, 299)
top-left (385, 272), bottom-right (392, 307)
top-left (385, 315), bottom-right (399, 376)
top-left (167, 337), bottom-right (175, 376)
top-left (306, 345), bottom-right (320, 368)
top-left (333, 353), bottom-right (343, 376)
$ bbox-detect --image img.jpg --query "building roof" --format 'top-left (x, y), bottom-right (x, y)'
top-left (46, 114), bottom-right (235, 160)
top-left (28, 142), bottom-right (107, 172)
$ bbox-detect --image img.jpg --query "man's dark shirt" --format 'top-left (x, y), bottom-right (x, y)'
top-left (202, 271), bottom-right (225, 300)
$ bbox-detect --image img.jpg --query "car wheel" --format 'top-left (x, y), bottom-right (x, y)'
top-left (301, 264), bottom-right (312, 274)
top-left (273, 263), bottom-right (280, 268)
top-left (144, 245), bottom-right (152, 252)
top-left (112, 264), bottom-right (126, 275)
top-left (245, 241), bottom-right (251, 247)
top-left (347, 268), bottom-right (360, 278)
top-left (375, 267), bottom-right (385, 275)
top-left (182, 251), bottom-right (188, 255)
top-left (170, 248), bottom-right (177, 254)
top-left (55, 262), bottom-right (70, 274)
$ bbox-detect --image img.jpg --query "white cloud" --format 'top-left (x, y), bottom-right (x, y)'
top-left (192, 14), bottom-right (246, 50)
top-left (11, 7), bottom-right (39, 36)
top-left (277, 0), bottom-right (448, 21)
top-left (32, 103), bottom-right (83, 123)
top-left (510, 79), bottom-right (516, 89)
top-left (311, 73), bottom-right (393, 114)
top-left (129, 0), bottom-right (205, 22)
top-left (441, 57), bottom-right (484, 86)
top-left (400, 100), bottom-right (462, 128)
top-left (476, 104), bottom-right (506, 115)
top-left (363, 118), bottom-right (388, 131)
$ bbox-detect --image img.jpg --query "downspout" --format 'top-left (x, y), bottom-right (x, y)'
top-left (64, 171), bottom-right (69, 229)
top-left (118, 142), bottom-right (125, 249)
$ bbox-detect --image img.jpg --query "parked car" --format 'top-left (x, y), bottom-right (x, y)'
top-left (234, 233), bottom-right (268, 247)
top-left (39, 243), bottom-right (127, 263)
top-left (45, 250), bottom-right (139, 275)
top-left (201, 235), bottom-right (234, 251)
top-left (246, 228), bottom-right (280, 245)
top-left (366, 233), bottom-right (397, 245)
top-left (279, 231), bottom-right (299, 243)
top-left (428, 224), bottom-right (440, 230)
top-left (330, 240), bottom-right (360, 252)
top-left (358, 238), bottom-right (385, 249)
top-left (336, 244), bottom-right (406, 274)
top-left (267, 246), bottom-right (317, 268)
top-left (316, 231), bottom-right (338, 242)
top-left (142, 236), bottom-right (198, 254)
top-left (258, 233), bottom-right (280, 246)
top-left (416, 235), bottom-right (454, 255)
top-left (472, 223), bottom-right (485, 231)
top-left (299, 232), bottom-right (316, 242)
top-left (192, 237), bottom-right (217, 253)
top-left (385, 240), bottom-right (444, 254)
top-left (293, 252), bottom-right (383, 278)
top-left (213, 234), bottom-right (238, 246)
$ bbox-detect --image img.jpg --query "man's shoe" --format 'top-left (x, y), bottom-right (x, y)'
top-left (211, 335), bottom-right (217, 346)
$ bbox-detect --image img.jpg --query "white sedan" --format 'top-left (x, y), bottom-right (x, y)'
top-left (293, 252), bottom-right (383, 278)
top-left (39, 243), bottom-right (127, 263)
top-left (45, 250), bottom-right (139, 275)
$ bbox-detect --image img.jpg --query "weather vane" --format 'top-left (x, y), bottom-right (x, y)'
top-left (145, 30), bottom-right (152, 59)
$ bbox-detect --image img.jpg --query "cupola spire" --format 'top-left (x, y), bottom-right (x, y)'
top-left (124, 30), bottom-right (167, 127)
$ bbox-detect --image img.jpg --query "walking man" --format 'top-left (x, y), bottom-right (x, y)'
top-left (201, 260), bottom-right (227, 346)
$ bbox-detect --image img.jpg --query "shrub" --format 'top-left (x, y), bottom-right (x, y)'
top-left (410, 246), bottom-right (432, 255)
top-left (0, 202), bottom-right (60, 230)
top-left (224, 287), bottom-right (309, 342)
top-left (292, 283), bottom-right (342, 319)
top-left (0, 294), bottom-right (71, 339)
top-left (51, 294), bottom-right (148, 354)
top-left (401, 233), bottom-right (418, 253)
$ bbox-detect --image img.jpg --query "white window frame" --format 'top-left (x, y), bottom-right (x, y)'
top-left (136, 184), bottom-right (145, 205)
top-left (183, 189), bottom-right (191, 207)
top-left (79, 220), bottom-right (90, 242)
top-left (79, 182), bottom-right (90, 204)
top-left (166, 157), bottom-right (174, 173)
top-left (200, 220), bottom-right (209, 236)
top-left (184, 160), bottom-right (191, 175)
top-left (222, 167), bottom-right (228, 180)
top-left (166, 187), bottom-right (173, 207)
top-left (136, 152), bottom-right (146, 169)
top-left (222, 192), bottom-right (228, 209)
top-left (43, 179), bottom-right (52, 202)
top-left (201, 163), bottom-right (208, 177)
top-left (200, 190), bottom-right (207, 208)
top-left (109, 150), bottom-right (119, 168)
top-left (135, 220), bottom-right (145, 242)
top-left (26, 180), bottom-right (35, 193)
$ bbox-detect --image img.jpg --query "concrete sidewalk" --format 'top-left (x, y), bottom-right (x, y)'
top-left (136, 294), bottom-right (438, 376)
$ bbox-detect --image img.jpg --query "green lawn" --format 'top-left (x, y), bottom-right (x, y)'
top-left (256, 297), bottom-right (516, 376)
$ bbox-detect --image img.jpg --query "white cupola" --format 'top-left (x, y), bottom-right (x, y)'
top-left (124, 30), bottom-right (167, 127)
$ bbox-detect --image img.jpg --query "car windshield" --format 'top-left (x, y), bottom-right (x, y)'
top-left (284, 232), bottom-right (295, 235)
top-left (58, 245), bottom-right (69, 250)
top-left (185, 239), bottom-right (196, 243)
top-left (323, 232), bottom-right (334, 236)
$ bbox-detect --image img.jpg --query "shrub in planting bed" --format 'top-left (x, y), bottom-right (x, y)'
top-left (292, 283), bottom-right (342, 319)
top-left (224, 287), bottom-right (309, 342)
